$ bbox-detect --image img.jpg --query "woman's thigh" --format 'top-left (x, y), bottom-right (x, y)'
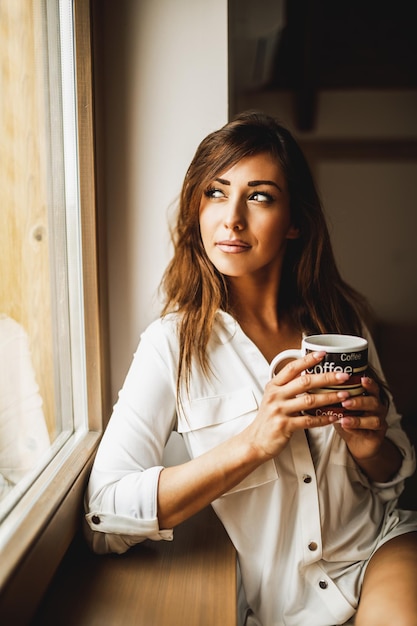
top-left (355, 531), bottom-right (417, 626)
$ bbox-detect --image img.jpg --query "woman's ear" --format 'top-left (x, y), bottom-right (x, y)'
top-left (286, 225), bottom-right (300, 240)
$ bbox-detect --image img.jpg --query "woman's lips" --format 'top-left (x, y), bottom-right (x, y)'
top-left (216, 239), bottom-right (251, 253)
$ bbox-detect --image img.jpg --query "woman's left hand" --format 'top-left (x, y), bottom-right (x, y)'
top-left (333, 376), bottom-right (388, 461)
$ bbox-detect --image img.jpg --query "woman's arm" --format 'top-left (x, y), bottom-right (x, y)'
top-left (350, 434), bottom-right (403, 483)
top-left (86, 328), bottom-right (353, 542)
top-left (157, 428), bottom-right (261, 529)
top-left (335, 331), bottom-right (414, 485)
top-left (158, 351), bottom-right (352, 528)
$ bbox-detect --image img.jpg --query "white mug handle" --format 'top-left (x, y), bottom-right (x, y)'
top-left (269, 349), bottom-right (303, 379)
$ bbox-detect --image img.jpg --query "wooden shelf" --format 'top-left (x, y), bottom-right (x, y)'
top-left (32, 506), bottom-right (237, 626)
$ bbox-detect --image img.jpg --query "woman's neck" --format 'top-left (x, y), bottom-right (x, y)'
top-left (227, 278), bottom-right (301, 362)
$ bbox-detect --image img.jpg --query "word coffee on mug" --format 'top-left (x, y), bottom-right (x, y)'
top-left (269, 334), bottom-right (368, 418)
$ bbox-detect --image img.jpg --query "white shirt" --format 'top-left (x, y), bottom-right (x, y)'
top-left (85, 311), bottom-right (417, 626)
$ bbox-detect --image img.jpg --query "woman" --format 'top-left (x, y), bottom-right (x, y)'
top-left (85, 111), bottom-right (417, 626)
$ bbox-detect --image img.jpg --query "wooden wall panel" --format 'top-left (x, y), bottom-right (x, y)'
top-left (0, 0), bottom-right (55, 436)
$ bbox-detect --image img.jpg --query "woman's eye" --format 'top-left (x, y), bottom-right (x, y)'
top-left (250, 191), bottom-right (273, 203)
top-left (204, 187), bottom-right (225, 199)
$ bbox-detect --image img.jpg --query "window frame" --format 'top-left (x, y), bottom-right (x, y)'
top-left (0, 0), bottom-right (109, 620)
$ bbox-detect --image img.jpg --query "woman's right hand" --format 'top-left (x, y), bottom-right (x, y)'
top-left (246, 351), bottom-right (350, 461)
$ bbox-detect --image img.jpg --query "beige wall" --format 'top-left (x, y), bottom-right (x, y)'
top-left (96, 1), bottom-right (417, 404)
top-left (94, 0), bottom-right (228, 401)
top-left (235, 89), bottom-right (417, 326)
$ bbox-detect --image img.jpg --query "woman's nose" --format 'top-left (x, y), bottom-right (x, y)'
top-left (224, 198), bottom-right (246, 231)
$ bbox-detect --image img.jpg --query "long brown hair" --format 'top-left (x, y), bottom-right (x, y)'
top-left (161, 111), bottom-right (374, 390)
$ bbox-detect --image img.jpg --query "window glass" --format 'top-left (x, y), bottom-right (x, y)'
top-left (0, 0), bottom-right (87, 521)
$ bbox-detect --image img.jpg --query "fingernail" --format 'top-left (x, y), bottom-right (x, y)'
top-left (313, 351), bottom-right (326, 358)
top-left (361, 376), bottom-right (372, 384)
top-left (340, 416), bottom-right (354, 426)
top-left (335, 372), bottom-right (350, 381)
top-left (337, 391), bottom-right (350, 400)
top-left (342, 399), bottom-right (353, 407)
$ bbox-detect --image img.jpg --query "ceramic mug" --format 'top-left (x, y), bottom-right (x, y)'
top-left (269, 334), bottom-right (368, 417)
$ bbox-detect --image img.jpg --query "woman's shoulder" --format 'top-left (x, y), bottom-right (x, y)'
top-left (142, 313), bottom-right (180, 340)
top-left (139, 313), bottom-right (187, 357)
top-left (141, 310), bottom-right (238, 348)
top-left (133, 315), bottom-right (182, 373)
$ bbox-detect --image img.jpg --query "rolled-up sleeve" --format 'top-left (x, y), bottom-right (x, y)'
top-left (84, 320), bottom-right (178, 554)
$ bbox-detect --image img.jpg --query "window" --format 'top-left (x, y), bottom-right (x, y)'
top-left (0, 0), bottom-right (108, 620)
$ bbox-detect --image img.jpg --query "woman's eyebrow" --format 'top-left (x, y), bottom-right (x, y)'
top-left (214, 177), bottom-right (282, 191)
top-left (248, 180), bottom-right (282, 191)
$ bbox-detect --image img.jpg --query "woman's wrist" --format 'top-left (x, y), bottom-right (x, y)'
top-left (351, 437), bottom-right (403, 483)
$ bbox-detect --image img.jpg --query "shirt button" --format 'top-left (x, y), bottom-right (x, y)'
top-left (91, 515), bottom-right (101, 525)
top-left (319, 580), bottom-right (328, 589)
top-left (308, 541), bottom-right (318, 551)
top-left (303, 474), bottom-right (312, 483)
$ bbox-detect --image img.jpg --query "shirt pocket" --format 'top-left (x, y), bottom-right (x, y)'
top-left (178, 386), bottom-right (278, 494)
top-left (178, 386), bottom-right (258, 433)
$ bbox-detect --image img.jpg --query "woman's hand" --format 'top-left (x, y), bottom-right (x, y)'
top-left (334, 377), bottom-right (388, 460)
top-left (333, 377), bottom-right (402, 482)
top-left (246, 351), bottom-right (351, 461)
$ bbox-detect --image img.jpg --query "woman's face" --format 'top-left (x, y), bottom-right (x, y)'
top-left (199, 152), bottom-right (298, 282)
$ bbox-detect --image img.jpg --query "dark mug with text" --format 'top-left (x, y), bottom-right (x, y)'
top-left (269, 334), bottom-right (368, 418)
